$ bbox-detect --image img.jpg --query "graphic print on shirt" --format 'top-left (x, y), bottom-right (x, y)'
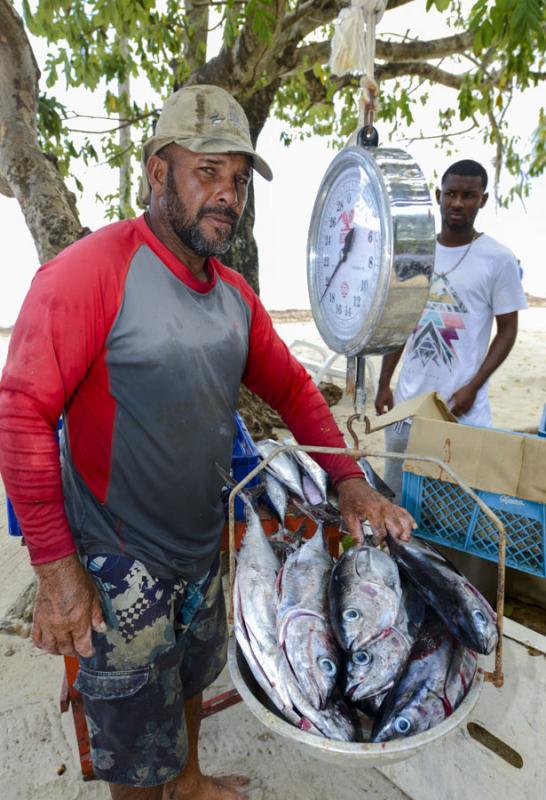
top-left (408, 274), bottom-right (468, 371)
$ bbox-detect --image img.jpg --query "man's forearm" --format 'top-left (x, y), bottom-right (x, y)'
top-left (467, 320), bottom-right (518, 392)
top-left (378, 347), bottom-right (405, 388)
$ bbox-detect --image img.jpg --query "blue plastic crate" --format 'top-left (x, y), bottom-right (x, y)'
top-left (402, 471), bottom-right (546, 577)
top-left (6, 496), bottom-right (22, 537)
top-left (231, 412), bottom-right (261, 521)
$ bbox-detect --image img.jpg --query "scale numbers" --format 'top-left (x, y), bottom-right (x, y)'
top-left (313, 165), bottom-right (382, 342)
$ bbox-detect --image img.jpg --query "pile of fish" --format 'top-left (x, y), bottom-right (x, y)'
top-left (253, 437), bottom-right (393, 525)
top-left (233, 481), bottom-right (498, 745)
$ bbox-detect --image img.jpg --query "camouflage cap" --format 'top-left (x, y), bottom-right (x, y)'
top-left (139, 84), bottom-right (273, 204)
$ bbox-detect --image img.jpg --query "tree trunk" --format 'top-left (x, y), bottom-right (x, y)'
top-left (222, 83), bottom-right (280, 293)
top-left (118, 36), bottom-right (132, 219)
top-left (0, 0), bottom-right (86, 264)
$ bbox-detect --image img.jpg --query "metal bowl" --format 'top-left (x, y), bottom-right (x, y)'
top-left (227, 635), bottom-right (484, 768)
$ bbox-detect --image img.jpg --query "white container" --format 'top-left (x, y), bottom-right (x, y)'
top-left (227, 634), bottom-right (484, 769)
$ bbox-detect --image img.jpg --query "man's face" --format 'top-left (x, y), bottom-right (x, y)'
top-left (436, 174), bottom-right (488, 230)
top-left (159, 147), bottom-right (251, 257)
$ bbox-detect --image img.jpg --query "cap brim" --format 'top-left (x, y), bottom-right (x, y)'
top-left (139, 134), bottom-right (273, 206)
top-left (171, 136), bottom-right (273, 182)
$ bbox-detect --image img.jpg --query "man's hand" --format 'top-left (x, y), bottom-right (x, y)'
top-left (449, 383), bottom-right (478, 417)
top-left (32, 553), bottom-right (106, 658)
top-left (374, 384), bottom-right (394, 415)
top-left (337, 478), bottom-right (415, 545)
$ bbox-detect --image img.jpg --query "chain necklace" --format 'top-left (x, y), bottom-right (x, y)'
top-left (436, 231), bottom-right (481, 279)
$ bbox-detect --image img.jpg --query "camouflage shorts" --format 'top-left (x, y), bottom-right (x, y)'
top-left (74, 552), bottom-right (227, 788)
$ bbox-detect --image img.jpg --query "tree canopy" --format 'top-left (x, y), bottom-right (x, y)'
top-left (1, 0), bottom-right (545, 277)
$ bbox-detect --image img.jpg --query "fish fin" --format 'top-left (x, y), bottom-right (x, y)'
top-left (358, 459), bottom-right (395, 499)
top-left (215, 462), bottom-right (264, 500)
top-left (292, 498), bottom-right (342, 526)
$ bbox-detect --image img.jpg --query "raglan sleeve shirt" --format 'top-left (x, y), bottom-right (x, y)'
top-left (0, 218), bottom-right (363, 567)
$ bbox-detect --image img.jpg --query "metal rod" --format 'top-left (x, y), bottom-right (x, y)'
top-left (228, 443), bottom-right (506, 688)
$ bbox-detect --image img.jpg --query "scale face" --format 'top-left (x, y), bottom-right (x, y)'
top-left (307, 144), bottom-right (435, 358)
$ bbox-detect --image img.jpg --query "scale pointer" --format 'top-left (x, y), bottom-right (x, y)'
top-left (319, 227), bottom-right (355, 303)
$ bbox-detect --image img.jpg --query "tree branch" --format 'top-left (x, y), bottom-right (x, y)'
top-left (376, 61), bottom-right (465, 89)
top-left (288, 29), bottom-right (475, 77)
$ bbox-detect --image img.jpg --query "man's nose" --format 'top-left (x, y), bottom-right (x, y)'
top-left (215, 178), bottom-right (242, 207)
top-left (451, 194), bottom-right (464, 208)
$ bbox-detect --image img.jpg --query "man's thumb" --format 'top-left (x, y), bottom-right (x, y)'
top-left (90, 595), bottom-right (107, 633)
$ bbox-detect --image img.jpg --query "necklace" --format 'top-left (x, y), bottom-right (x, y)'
top-left (436, 231), bottom-right (481, 279)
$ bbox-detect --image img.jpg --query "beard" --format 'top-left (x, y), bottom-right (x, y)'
top-left (163, 162), bottom-right (239, 257)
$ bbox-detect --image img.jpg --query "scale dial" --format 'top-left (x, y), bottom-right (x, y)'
top-left (312, 161), bottom-right (384, 344)
top-left (307, 145), bottom-right (435, 357)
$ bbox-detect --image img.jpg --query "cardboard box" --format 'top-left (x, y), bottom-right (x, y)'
top-left (368, 392), bottom-right (546, 505)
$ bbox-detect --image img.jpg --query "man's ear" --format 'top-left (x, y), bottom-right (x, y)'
top-left (435, 187), bottom-right (441, 205)
top-left (480, 191), bottom-right (489, 209)
top-left (146, 154), bottom-right (169, 199)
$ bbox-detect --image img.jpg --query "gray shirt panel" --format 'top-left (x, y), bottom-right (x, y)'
top-left (63, 244), bottom-right (250, 579)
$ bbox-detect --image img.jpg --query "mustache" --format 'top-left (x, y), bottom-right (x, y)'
top-left (198, 205), bottom-right (239, 225)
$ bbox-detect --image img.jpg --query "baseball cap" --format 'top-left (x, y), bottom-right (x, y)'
top-left (139, 84), bottom-right (273, 204)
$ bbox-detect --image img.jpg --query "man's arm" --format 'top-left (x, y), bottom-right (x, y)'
top-left (0, 232), bottom-right (130, 656)
top-left (374, 346), bottom-right (405, 415)
top-left (449, 311), bottom-right (518, 417)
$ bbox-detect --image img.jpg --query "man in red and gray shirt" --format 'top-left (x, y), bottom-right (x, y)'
top-left (0, 85), bottom-right (414, 800)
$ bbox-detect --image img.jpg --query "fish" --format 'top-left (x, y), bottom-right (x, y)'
top-left (372, 612), bottom-right (478, 742)
top-left (263, 470), bottom-right (288, 522)
top-left (358, 458), bottom-right (395, 500)
top-left (255, 439), bottom-right (305, 500)
top-left (284, 437), bottom-right (329, 503)
top-left (278, 656), bottom-right (355, 742)
top-left (233, 501), bottom-right (299, 722)
top-left (329, 545), bottom-right (402, 653)
top-left (344, 582), bottom-right (425, 701)
top-left (387, 534), bottom-right (498, 655)
top-left (235, 503), bottom-right (348, 735)
top-left (302, 474), bottom-right (325, 505)
top-left (268, 522), bottom-right (305, 563)
top-left (276, 525), bottom-right (340, 709)
top-left (354, 691), bottom-right (388, 719)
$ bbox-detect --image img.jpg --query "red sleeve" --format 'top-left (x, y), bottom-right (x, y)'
top-left (0, 221), bottom-right (136, 565)
top-left (221, 270), bottom-right (362, 486)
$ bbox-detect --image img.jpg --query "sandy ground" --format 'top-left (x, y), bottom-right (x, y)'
top-left (1, 306), bottom-right (546, 799)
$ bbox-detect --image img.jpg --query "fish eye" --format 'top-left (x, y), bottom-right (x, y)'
top-left (318, 657), bottom-right (337, 675)
top-left (394, 716), bottom-right (412, 734)
top-left (353, 650), bottom-right (372, 666)
top-left (343, 608), bottom-right (360, 621)
top-left (472, 609), bottom-right (487, 624)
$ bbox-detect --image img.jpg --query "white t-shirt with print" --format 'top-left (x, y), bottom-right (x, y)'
top-left (394, 234), bottom-right (527, 426)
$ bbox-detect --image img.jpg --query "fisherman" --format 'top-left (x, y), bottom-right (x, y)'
top-left (374, 159), bottom-right (527, 503)
top-left (0, 85), bottom-right (414, 800)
